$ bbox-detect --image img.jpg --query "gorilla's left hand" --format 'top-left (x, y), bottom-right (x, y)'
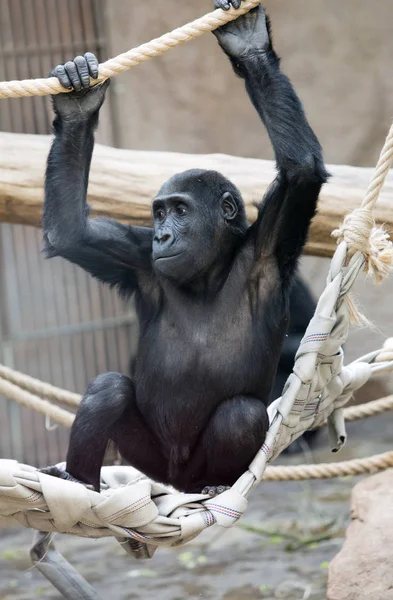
top-left (50, 53), bottom-right (109, 121)
top-left (213, 3), bottom-right (271, 60)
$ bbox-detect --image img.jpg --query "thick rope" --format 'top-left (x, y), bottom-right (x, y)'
top-left (362, 121), bottom-right (393, 211)
top-left (0, 378), bottom-right (74, 428)
top-left (1, 367), bottom-right (392, 480)
top-left (0, 369), bottom-right (393, 434)
top-left (332, 122), bottom-right (393, 283)
top-left (0, 364), bottom-right (80, 408)
top-left (1, 378), bottom-right (391, 480)
top-left (0, 1), bottom-right (260, 100)
top-left (263, 450), bottom-right (393, 481)
top-left (3, 331), bottom-right (393, 432)
top-left (341, 394), bottom-right (393, 422)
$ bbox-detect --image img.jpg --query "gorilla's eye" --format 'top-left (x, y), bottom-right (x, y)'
top-left (155, 208), bottom-right (166, 221)
top-left (175, 203), bottom-right (187, 216)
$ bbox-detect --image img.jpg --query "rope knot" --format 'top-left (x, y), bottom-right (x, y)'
top-left (332, 207), bottom-right (393, 283)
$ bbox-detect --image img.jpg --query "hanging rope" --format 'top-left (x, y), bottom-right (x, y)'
top-left (0, 1), bottom-right (260, 100)
top-left (332, 122), bottom-right (393, 283)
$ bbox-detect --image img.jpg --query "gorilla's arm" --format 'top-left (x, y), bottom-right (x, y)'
top-left (244, 51), bottom-right (328, 280)
top-left (43, 66), bottom-right (153, 295)
top-left (214, 5), bottom-right (328, 281)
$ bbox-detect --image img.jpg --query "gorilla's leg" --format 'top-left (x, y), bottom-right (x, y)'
top-left (181, 396), bottom-right (269, 495)
top-left (63, 372), bottom-right (166, 491)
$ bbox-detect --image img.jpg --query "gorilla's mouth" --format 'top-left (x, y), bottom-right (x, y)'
top-left (154, 252), bottom-right (183, 262)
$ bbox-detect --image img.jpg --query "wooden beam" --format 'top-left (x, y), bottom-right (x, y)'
top-left (1, 132), bottom-right (392, 258)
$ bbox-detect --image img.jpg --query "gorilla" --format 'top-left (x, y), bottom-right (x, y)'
top-left (41, 2), bottom-right (328, 493)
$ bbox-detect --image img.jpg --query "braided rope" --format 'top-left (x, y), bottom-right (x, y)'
top-left (0, 451), bottom-right (391, 546)
top-left (0, 1), bottom-right (260, 100)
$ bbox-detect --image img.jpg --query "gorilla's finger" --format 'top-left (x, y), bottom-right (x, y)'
top-left (215, 0), bottom-right (231, 10)
top-left (64, 60), bottom-right (82, 92)
top-left (74, 55), bottom-right (91, 89)
top-left (231, 0), bottom-right (242, 8)
top-left (84, 52), bottom-right (99, 79)
top-left (53, 64), bottom-right (72, 89)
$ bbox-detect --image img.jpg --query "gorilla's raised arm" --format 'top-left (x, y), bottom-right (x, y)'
top-left (214, 3), bottom-right (328, 282)
top-left (43, 55), bottom-right (153, 296)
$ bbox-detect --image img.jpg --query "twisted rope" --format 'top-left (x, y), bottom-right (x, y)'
top-left (1, 373), bottom-right (391, 482)
top-left (0, 377), bottom-right (75, 429)
top-left (362, 121), bottom-right (393, 211)
top-left (332, 122), bottom-right (393, 283)
top-left (1, 329), bottom-right (393, 435)
top-left (1, 362), bottom-right (393, 432)
top-left (0, 1), bottom-right (260, 100)
top-left (263, 451), bottom-right (393, 481)
top-left (342, 394), bottom-right (393, 422)
top-left (0, 361), bottom-right (392, 482)
top-left (0, 364), bottom-right (80, 408)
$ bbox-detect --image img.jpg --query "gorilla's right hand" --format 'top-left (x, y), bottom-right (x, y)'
top-left (50, 53), bottom-right (109, 120)
top-left (213, 3), bottom-right (271, 62)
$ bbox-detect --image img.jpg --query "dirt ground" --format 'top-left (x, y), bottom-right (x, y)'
top-left (1, 408), bottom-right (392, 600)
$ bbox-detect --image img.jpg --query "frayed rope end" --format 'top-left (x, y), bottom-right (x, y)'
top-left (344, 294), bottom-right (373, 327)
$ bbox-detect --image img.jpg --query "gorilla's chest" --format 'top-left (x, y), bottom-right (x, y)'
top-left (157, 305), bottom-right (251, 366)
top-left (136, 281), bottom-right (278, 397)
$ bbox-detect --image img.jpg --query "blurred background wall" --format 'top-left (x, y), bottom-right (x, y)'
top-left (0, 0), bottom-right (392, 466)
top-left (105, 0), bottom-right (393, 167)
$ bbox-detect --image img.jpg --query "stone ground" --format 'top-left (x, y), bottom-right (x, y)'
top-left (0, 409), bottom-right (392, 600)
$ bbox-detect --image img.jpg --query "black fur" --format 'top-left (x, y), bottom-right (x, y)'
top-left (42, 5), bottom-right (327, 492)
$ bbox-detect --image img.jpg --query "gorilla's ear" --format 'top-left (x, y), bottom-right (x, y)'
top-left (220, 192), bottom-right (238, 221)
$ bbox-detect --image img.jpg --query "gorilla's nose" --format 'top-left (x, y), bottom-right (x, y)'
top-left (153, 231), bottom-right (175, 254)
top-left (154, 232), bottom-right (172, 244)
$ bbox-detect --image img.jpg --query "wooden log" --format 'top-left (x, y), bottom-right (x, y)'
top-left (0, 131), bottom-right (392, 258)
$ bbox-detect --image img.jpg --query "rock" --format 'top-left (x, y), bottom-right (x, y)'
top-left (327, 469), bottom-right (393, 600)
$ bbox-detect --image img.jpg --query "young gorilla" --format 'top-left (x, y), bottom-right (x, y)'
top-left (42, 2), bottom-right (328, 494)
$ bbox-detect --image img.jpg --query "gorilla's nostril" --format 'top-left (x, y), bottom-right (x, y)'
top-left (154, 233), bottom-right (171, 244)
